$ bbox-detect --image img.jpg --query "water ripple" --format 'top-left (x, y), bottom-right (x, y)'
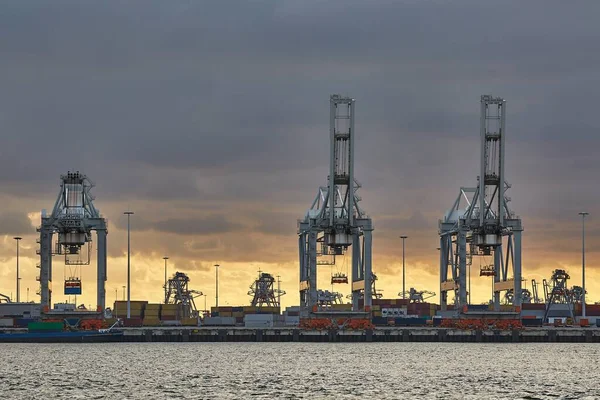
top-left (0, 343), bottom-right (599, 399)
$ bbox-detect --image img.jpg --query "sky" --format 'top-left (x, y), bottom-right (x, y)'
top-left (1, 0), bottom-right (600, 310)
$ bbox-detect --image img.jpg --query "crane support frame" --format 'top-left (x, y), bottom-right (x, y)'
top-left (439, 96), bottom-right (523, 313)
top-left (298, 95), bottom-right (373, 313)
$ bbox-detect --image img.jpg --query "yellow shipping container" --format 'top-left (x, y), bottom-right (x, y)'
top-left (232, 312), bottom-right (244, 318)
top-left (181, 318), bottom-right (198, 326)
top-left (372, 305), bottom-right (381, 311)
top-left (220, 312), bottom-right (232, 317)
top-left (143, 318), bottom-right (161, 326)
top-left (243, 306), bottom-right (259, 312)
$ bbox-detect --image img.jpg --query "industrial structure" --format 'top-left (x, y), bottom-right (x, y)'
top-left (248, 272), bottom-right (286, 307)
top-left (298, 94), bottom-right (374, 312)
top-left (165, 272), bottom-right (203, 319)
top-left (37, 172), bottom-right (108, 311)
top-left (439, 95), bottom-right (523, 312)
top-left (543, 269), bottom-right (575, 321)
top-left (400, 288), bottom-right (436, 303)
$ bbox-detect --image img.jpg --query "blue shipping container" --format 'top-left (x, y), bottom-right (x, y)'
top-left (14, 318), bottom-right (37, 328)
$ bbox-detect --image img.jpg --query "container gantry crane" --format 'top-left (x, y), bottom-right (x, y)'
top-left (439, 96), bottom-right (523, 313)
top-left (37, 172), bottom-right (108, 311)
top-left (298, 95), bottom-right (374, 313)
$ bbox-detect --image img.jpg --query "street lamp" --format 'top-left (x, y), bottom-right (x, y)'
top-left (163, 256), bottom-right (169, 304)
top-left (400, 236), bottom-right (408, 299)
top-left (214, 264), bottom-right (220, 308)
top-left (203, 294), bottom-right (207, 313)
top-left (13, 237), bottom-right (22, 302)
top-left (579, 212), bottom-right (589, 318)
top-left (124, 211), bottom-right (134, 318)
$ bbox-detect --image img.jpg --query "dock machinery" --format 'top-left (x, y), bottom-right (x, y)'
top-left (248, 272), bottom-right (286, 308)
top-left (439, 96), bottom-right (523, 312)
top-left (38, 172), bottom-right (108, 311)
top-left (298, 95), bottom-right (374, 312)
top-left (165, 272), bottom-right (203, 318)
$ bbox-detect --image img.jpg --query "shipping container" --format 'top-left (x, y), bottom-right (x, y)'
top-left (0, 303), bottom-right (42, 318)
top-left (181, 318), bottom-right (199, 326)
top-left (28, 321), bottom-right (63, 332)
top-left (521, 303), bottom-right (546, 310)
top-left (203, 317), bottom-right (235, 326)
top-left (0, 318), bottom-right (14, 327)
top-left (142, 318), bottom-right (161, 326)
top-left (521, 318), bottom-right (543, 327)
top-left (371, 316), bottom-right (388, 326)
top-left (394, 317), bottom-right (428, 326)
top-left (123, 318), bottom-right (143, 327)
top-left (245, 314), bottom-right (274, 328)
top-left (14, 318), bottom-right (36, 328)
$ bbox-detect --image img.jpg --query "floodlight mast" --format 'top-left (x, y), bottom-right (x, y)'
top-left (298, 95), bottom-right (373, 314)
top-left (439, 96), bottom-right (523, 312)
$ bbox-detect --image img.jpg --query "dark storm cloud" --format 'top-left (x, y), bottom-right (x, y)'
top-left (113, 214), bottom-right (243, 236)
top-left (1, 0), bottom-right (600, 274)
top-left (0, 213), bottom-right (33, 236)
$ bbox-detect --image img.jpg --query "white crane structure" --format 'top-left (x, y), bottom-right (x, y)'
top-left (439, 96), bottom-right (523, 312)
top-left (37, 172), bottom-right (108, 311)
top-left (298, 95), bottom-right (374, 313)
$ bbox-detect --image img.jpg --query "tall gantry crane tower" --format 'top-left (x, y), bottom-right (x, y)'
top-left (38, 172), bottom-right (108, 311)
top-left (439, 96), bottom-right (523, 312)
top-left (298, 95), bottom-right (374, 312)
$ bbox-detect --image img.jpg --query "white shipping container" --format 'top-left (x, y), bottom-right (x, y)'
top-left (0, 318), bottom-right (14, 327)
top-left (244, 314), bottom-right (274, 328)
top-left (245, 321), bottom-right (273, 328)
top-left (0, 303), bottom-right (41, 318)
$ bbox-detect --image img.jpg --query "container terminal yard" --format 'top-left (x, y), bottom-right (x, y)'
top-left (1, 94), bottom-right (599, 343)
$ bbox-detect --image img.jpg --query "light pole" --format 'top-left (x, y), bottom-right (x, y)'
top-left (124, 211), bottom-right (134, 318)
top-left (277, 275), bottom-right (282, 307)
top-left (14, 237), bottom-right (22, 302)
top-left (122, 285), bottom-right (126, 301)
top-left (579, 212), bottom-right (589, 318)
top-left (203, 294), bottom-right (207, 313)
top-left (163, 256), bottom-right (169, 304)
top-left (400, 236), bottom-right (408, 299)
top-left (214, 264), bottom-right (220, 308)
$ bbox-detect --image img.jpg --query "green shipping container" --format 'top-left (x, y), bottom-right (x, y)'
top-left (28, 322), bottom-right (64, 332)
